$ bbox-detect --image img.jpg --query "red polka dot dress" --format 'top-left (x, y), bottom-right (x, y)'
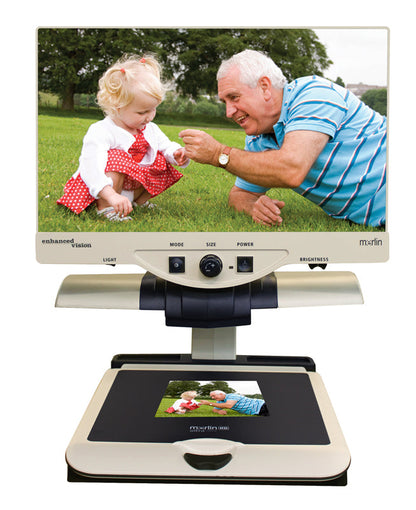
top-left (57, 127), bottom-right (183, 214)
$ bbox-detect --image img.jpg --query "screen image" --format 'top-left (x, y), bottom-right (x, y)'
top-left (155, 380), bottom-right (267, 418)
top-left (37, 27), bottom-right (389, 287)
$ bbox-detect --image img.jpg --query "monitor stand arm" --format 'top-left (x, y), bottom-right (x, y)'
top-left (191, 327), bottom-right (236, 360)
top-left (55, 270), bottom-right (363, 361)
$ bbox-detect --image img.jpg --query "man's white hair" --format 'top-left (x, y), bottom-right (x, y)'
top-left (217, 49), bottom-right (287, 90)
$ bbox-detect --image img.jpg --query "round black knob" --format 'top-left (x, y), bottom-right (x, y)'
top-left (199, 254), bottom-right (223, 277)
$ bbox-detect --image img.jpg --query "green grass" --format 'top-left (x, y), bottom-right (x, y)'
top-left (154, 398), bottom-right (254, 418)
top-left (38, 113), bottom-right (382, 233)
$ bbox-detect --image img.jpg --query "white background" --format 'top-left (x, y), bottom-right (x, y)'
top-left (2, 3), bottom-right (415, 510)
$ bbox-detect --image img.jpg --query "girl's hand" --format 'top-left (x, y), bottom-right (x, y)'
top-left (108, 193), bottom-right (133, 217)
top-left (100, 186), bottom-right (133, 217)
top-left (173, 147), bottom-right (190, 166)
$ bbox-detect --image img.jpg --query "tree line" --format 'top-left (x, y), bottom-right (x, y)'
top-left (164, 380), bottom-right (236, 398)
top-left (38, 28), bottom-right (332, 110)
top-left (163, 380), bottom-right (261, 399)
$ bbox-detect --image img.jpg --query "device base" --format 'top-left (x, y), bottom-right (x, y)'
top-left (65, 355), bottom-right (350, 486)
top-left (67, 465), bottom-right (347, 486)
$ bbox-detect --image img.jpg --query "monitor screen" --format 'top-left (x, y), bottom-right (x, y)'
top-left (36, 27), bottom-right (389, 288)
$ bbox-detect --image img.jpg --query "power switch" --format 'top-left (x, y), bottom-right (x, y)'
top-left (237, 256), bottom-right (254, 273)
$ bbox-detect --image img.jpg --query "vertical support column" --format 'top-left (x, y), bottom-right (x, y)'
top-left (191, 327), bottom-right (236, 360)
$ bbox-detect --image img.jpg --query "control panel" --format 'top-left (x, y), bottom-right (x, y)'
top-left (134, 247), bottom-right (289, 289)
top-left (169, 254), bottom-right (255, 278)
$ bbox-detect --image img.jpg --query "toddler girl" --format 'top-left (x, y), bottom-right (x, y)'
top-left (57, 55), bottom-right (189, 221)
top-left (165, 391), bottom-right (200, 414)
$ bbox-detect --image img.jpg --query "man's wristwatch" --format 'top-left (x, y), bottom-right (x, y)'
top-left (218, 146), bottom-right (232, 168)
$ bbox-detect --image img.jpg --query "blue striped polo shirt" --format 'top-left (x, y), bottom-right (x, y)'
top-left (217, 393), bottom-right (265, 415)
top-left (235, 76), bottom-right (387, 227)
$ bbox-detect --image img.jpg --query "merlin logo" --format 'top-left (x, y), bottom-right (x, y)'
top-left (189, 425), bottom-right (230, 433)
top-left (359, 238), bottom-right (383, 247)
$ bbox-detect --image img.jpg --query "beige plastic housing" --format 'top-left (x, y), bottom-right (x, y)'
top-left (37, 230), bottom-right (388, 289)
top-left (55, 271), bottom-right (363, 310)
top-left (65, 363), bottom-right (350, 483)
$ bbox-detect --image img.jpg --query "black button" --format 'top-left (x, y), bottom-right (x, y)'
top-left (237, 256), bottom-right (253, 272)
top-left (169, 256), bottom-right (185, 273)
top-left (199, 254), bottom-right (223, 277)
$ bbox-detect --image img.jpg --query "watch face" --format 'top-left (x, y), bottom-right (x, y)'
top-left (219, 154), bottom-right (229, 165)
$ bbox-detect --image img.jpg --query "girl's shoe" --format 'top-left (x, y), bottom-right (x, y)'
top-left (97, 206), bottom-right (132, 222)
top-left (133, 200), bottom-right (158, 209)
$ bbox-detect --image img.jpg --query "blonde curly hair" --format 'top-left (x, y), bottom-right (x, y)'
top-left (97, 54), bottom-right (169, 117)
top-left (181, 391), bottom-right (198, 400)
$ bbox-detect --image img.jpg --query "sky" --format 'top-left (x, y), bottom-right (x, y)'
top-left (314, 28), bottom-right (388, 86)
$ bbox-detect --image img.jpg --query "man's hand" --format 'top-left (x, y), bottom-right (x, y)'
top-left (179, 129), bottom-right (223, 165)
top-left (212, 408), bottom-right (227, 415)
top-left (252, 195), bottom-right (285, 227)
top-left (228, 186), bottom-right (285, 227)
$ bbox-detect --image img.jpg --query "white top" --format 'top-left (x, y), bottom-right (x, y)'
top-left (172, 398), bottom-right (200, 411)
top-left (73, 116), bottom-right (189, 198)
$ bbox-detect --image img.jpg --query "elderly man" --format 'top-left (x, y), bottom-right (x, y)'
top-left (199, 390), bottom-right (269, 416)
top-left (179, 49), bottom-right (386, 228)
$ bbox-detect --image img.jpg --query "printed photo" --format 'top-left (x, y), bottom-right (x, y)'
top-left (155, 380), bottom-right (268, 418)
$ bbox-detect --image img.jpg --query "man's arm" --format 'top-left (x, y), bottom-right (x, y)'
top-left (179, 129), bottom-right (329, 189)
top-left (228, 186), bottom-right (285, 227)
top-left (199, 399), bottom-right (237, 409)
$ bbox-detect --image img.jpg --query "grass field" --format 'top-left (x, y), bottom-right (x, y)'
top-left (37, 112), bottom-right (382, 233)
top-left (154, 397), bottom-right (255, 418)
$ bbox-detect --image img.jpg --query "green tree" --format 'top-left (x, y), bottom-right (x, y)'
top-left (173, 28), bottom-right (331, 97)
top-left (360, 88), bottom-right (387, 116)
top-left (38, 28), bottom-right (332, 109)
top-left (199, 381), bottom-right (236, 396)
top-left (335, 76), bottom-right (345, 87)
top-left (164, 380), bottom-right (201, 398)
top-left (38, 28), bottom-right (153, 110)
